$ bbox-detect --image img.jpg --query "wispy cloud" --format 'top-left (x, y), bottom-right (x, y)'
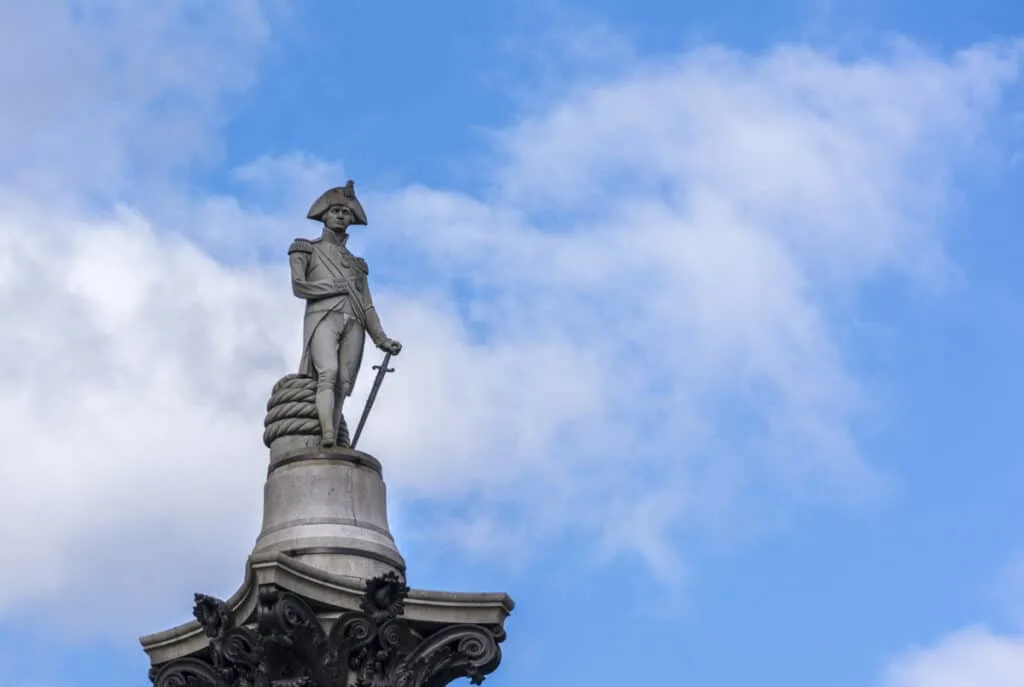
top-left (884, 626), bottom-right (1024, 687)
top-left (364, 40), bottom-right (1023, 571)
top-left (0, 0), bottom-right (275, 199)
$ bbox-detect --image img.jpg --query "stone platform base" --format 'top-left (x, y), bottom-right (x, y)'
top-left (140, 552), bottom-right (514, 687)
top-left (253, 447), bottom-right (405, 580)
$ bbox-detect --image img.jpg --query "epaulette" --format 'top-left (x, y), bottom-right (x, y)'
top-left (355, 257), bottom-right (369, 275)
top-left (288, 238), bottom-right (313, 255)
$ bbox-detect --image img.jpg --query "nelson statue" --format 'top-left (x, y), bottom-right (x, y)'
top-left (287, 181), bottom-right (402, 448)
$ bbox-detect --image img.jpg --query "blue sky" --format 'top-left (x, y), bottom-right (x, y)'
top-left (1, 1), bottom-right (1024, 686)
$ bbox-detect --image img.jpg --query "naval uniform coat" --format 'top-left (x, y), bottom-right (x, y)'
top-left (288, 235), bottom-right (385, 396)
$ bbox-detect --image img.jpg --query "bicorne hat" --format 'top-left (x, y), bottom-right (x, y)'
top-left (306, 180), bottom-right (368, 225)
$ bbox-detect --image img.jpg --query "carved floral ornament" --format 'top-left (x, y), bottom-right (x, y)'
top-left (150, 573), bottom-right (504, 687)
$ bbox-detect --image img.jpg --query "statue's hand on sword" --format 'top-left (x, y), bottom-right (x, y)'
top-left (378, 338), bottom-right (402, 355)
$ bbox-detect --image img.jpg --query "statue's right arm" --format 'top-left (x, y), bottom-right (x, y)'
top-left (288, 239), bottom-right (346, 300)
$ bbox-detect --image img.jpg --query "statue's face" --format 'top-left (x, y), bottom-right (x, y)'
top-left (324, 204), bottom-right (354, 231)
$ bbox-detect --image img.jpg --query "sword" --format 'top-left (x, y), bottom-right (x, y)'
top-left (350, 352), bottom-right (395, 449)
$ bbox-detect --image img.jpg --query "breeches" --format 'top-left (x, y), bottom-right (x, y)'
top-left (306, 311), bottom-right (365, 396)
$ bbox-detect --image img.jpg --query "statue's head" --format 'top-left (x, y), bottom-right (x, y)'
top-left (307, 180), bottom-right (367, 231)
top-left (322, 204), bottom-right (356, 232)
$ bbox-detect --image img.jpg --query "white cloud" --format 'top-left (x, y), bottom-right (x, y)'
top-left (367, 40), bottom-right (1023, 552)
top-left (492, 41), bottom-right (1022, 281)
top-left (0, 197), bottom-right (290, 629)
top-left (0, 2), bottom-right (1021, 633)
top-left (0, 0), bottom-right (275, 198)
top-left (885, 627), bottom-right (1024, 687)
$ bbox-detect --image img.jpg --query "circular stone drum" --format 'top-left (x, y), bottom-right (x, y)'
top-left (252, 447), bottom-right (406, 581)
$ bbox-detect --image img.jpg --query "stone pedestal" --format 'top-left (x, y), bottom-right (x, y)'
top-left (253, 448), bottom-right (405, 580)
top-left (139, 446), bottom-right (513, 687)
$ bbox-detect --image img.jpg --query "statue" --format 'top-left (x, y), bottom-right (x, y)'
top-left (287, 181), bottom-right (402, 448)
top-left (143, 180), bottom-right (513, 687)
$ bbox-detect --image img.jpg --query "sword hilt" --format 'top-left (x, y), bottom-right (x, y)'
top-left (372, 352), bottom-right (395, 373)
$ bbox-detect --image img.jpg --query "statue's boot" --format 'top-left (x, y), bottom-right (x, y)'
top-left (316, 387), bottom-right (336, 447)
top-left (332, 384), bottom-right (351, 448)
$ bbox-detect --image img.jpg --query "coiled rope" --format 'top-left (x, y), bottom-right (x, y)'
top-left (263, 374), bottom-right (350, 448)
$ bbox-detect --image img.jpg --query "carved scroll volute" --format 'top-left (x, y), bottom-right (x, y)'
top-left (152, 657), bottom-right (223, 687)
top-left (272, 589), bottom-right (330, 656)
top-left (324, 611), bottom-right (376, 685)
top-left (395, 625), bottom-right (502, 687)
top-left (257, 585), bottom-right (331, 685)
top-left (221, 626), bottom-right (262, 670)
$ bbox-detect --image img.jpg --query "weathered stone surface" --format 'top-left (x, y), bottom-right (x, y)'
top-left (253, 447), bottom-right (404, 580)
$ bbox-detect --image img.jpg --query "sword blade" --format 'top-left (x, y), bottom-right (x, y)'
top-left (351, 352), bottom-right (393, 449)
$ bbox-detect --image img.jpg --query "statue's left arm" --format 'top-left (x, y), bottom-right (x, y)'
top-left (358, 263), bottom-right (399, 352)
top-left (362, 288), bottom-right (390, 348)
